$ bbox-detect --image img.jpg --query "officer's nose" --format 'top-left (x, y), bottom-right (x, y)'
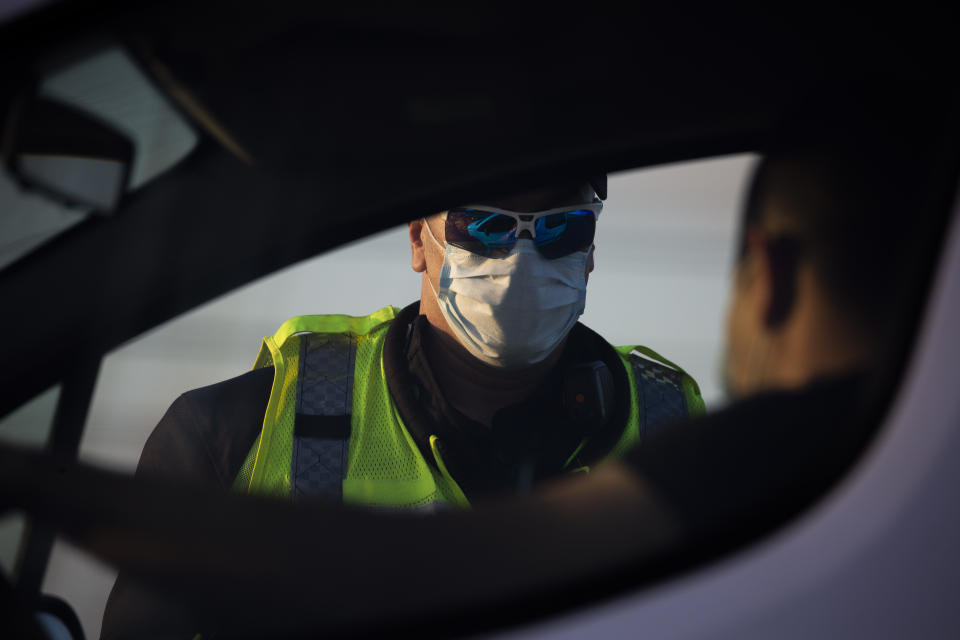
top-left (517, 215), bottom-right (535, 241)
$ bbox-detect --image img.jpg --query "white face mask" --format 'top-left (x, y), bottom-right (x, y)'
top-left (423, 217), bottom-right (589, 368)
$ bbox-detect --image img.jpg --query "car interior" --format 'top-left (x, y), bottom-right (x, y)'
top-left (0, 3), bottom-right (957, 639)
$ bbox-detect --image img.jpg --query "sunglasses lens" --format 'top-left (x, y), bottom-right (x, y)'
top-left (445, 208), bottom-right (517, 257)
top-left (445, 207), bottom-right (596, 259)
top-left (534, 209), bottom-right (596, 259)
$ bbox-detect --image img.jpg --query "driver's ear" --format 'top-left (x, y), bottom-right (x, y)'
top-left (764, 235), bottom-right (801, 328)
top-left (409, 220), bottom-right (427, 273)
top-left (748, 229), bottom-right (800, 330)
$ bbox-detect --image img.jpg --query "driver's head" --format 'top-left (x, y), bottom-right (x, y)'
top-left (409, 179), bottom-right (603, 368)
top-left (724, 114), bottom-right (933, 397)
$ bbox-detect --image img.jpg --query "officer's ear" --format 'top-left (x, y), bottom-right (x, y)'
top-left (409, 219), bottom-right (427, 273)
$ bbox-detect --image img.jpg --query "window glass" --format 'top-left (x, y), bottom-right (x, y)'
top-left (39, 47), bottom-right (198, 191)
top-left (0, 517), bottom-right (26, 586)
top-left (0, 384), bottom-right (60, 449)
top-left (0, 385), bottom-right (61, 580)
top-left (0, 45), bottom-right (197, 270)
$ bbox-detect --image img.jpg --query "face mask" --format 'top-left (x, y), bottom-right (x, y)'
top-left (423, 218), bottom-right (589, 368)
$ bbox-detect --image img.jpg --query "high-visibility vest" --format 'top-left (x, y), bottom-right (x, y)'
top-left (234, 306), bottom-right (703, 510)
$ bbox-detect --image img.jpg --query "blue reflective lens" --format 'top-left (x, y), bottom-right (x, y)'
top-left (466, 211), bottom-right (516, 249)
top-left (445, 207), bottom-right (596, 259)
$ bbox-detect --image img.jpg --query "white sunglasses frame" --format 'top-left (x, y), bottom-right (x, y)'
top-left (441, 199), bottom-right (603, 241)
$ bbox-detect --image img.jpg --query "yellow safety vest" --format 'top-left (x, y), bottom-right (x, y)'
top-left (234, 306), bottom-right (703, 509)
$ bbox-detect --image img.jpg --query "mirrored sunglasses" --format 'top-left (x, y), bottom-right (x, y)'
top-left (444, 200), bottom-right (602, 259)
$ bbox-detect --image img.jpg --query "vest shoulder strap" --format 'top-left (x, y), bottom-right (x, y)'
top-left (253, 305), bottom-right (400, 370)
top-left (618, 344), bottom-right (704, 416)
top-left (616, 345), bottom-right (705, 445)
top-left (243, 307), bottom-right (399, 500)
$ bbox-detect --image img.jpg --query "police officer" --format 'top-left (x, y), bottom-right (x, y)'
top-left (236, 177), bottom-right (701, 507)
top-left (101, 176), bottom-right (702, 637)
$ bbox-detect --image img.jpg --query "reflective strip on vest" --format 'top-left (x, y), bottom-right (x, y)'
top-left (290, 333), bottom-right (356, 502)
